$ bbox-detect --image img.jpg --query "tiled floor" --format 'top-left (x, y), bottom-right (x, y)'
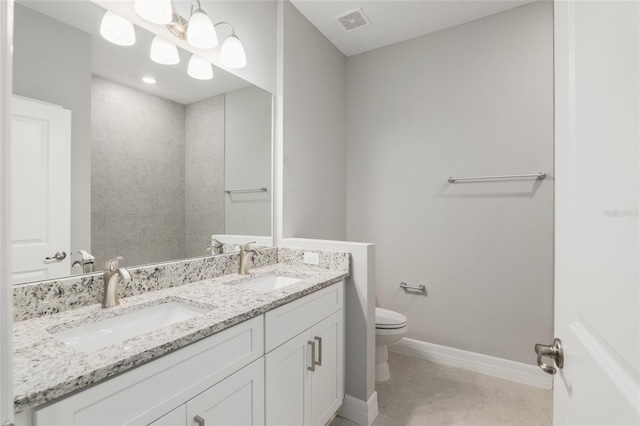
top-left (332, 351), bottom-right (552, 426)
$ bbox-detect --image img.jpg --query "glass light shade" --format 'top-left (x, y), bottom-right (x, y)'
top-left (187, 55), bottom-right (214, 80)
top-left (187, 9), bottom-right (218, 49)
top-left (220, 34), bottom-right (246, 69)
top-left (100, 11), bottom-right (136, 47)
top-left (150, 36), bottom-right (180, 65)
top-left (134, 0), bottom-right (172, 24)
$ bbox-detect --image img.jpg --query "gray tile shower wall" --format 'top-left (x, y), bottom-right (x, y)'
top-left (13, 248), bottom-right (278, 322)
top-left (91, 76), bottom-right (186, 268)
top-left (184, 95), bottom-right (226, 258)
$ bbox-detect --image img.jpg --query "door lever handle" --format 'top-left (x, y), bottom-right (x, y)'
top-left (45, 251), bottom-right (67, 261)
top-left (534, 338), bottom-right (564, 375)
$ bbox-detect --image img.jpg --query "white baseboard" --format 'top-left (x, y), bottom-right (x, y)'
top-left (391, 338), bottom-right (553, 389)
top-left (338, 392), bottom-right (379, 426)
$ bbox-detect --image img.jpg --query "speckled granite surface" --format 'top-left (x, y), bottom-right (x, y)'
top-left (277, 247), bottom-right (351, 271)
top-left (13, 256), bottom-right (349, 412)
top-left (13, 248), bottom-right (278, 322)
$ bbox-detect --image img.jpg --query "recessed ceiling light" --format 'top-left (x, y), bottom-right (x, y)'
top-left (142, 76), bottom-right (156, 84)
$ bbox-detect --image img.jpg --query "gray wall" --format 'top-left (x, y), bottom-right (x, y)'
top-left (185, 95), bottom-right (226, 258)
top-left (345, 2), bottom-right (554, 364)
top-left (13, 4), bottom-right (92, 266)
top-left (283, 1), bottom-right (347, 241)
top-left (224, 85), bottom-right (272, 236)
top-left (91, 76), bottom-right (186, 268)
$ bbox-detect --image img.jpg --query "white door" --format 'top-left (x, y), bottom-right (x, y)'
top-left (11, 96), bottom-right (71, 285)
top-left (186, 359), bottom-right (265, 426)
top-left (553, 1), bottom-right (639, 424)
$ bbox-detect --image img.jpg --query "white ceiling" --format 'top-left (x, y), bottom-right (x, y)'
top-left (18, 0), bottom-right (252, 105)
top-left (290, 0), bottom-right (538, 57)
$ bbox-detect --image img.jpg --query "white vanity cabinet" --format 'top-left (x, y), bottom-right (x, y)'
top-left (32, 316), bottom-right (264, 426)
top-left (265, 282), bottom-right (344, 426)
top-left (20, 281), bottom-right (345, 426)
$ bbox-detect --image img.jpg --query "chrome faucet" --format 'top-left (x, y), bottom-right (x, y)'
top-left (102, 256), bottom-right (132, 308)
top-left (72, 250), bottom-right (95, 273)
top-left (238, 242), bottom-right (259, 275)
top-left (205, 238), bottom-right (224, 255)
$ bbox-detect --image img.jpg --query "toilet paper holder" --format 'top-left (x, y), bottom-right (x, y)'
top-left (400, 281), bottom-right (427, 294)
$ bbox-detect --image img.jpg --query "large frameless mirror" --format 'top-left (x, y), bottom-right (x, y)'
top-left (11, 0), bottom-right (273, 285)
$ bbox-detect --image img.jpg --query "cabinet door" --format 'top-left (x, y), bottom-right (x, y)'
top-left (186, 358), bottom-right (264, 426)
top-left (265, 329), bottom-right (313, 426)
top-left (309, 311), bottom-right (344, 426)
top-left (149, 405), bottom-right (186, 426)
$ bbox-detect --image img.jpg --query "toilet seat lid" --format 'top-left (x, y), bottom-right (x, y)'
top-left (375, 307), bottom-right (407, 327)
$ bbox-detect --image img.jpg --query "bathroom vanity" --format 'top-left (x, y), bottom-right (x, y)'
top-left (12, 248), bottom-right (349, 426)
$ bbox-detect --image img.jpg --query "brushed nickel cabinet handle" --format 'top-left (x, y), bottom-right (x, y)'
top-left (308, 340), bottom-right (316, 372)
top-left (314, 336), bottom-right (323, 367)
top-left (194, 415), bottom-right (205, 426)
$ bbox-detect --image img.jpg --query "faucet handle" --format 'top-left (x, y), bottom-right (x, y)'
top-left (212, 238), bottom-right (224, 248)
top-left (104, 256), bottom-right (124, 271)
top-left (77, 250), bottom-right (95, 262)
top-left (240, 241), bottom-right (256, 251)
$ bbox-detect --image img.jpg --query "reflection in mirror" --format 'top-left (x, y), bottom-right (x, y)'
top-left (11, 1), bottom-right (273, 285)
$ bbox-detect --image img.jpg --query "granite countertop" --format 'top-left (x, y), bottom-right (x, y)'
top-left (13, 264), bottom-right (349, 412)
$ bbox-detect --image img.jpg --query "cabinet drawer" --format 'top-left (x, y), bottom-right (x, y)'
top-left (265, 281), bottom-right (343, 353)
top-left (35, 316), bottom-right (263, 426)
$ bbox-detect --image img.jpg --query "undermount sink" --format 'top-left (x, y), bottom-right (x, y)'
top-left (236, 275), bottom-right (302, 292)
top-left (53, 301), bottom-right (209, 352)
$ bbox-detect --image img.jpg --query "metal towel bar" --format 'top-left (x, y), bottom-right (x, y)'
top-left (224, 187), bottom-right (268, 194)
top-left (400, 282), bottom-right (426, 294)
top-left (448, 172), bottom-right (546, 183)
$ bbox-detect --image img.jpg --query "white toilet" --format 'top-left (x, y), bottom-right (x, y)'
top-left (375, 307), bottom-right (408, 382)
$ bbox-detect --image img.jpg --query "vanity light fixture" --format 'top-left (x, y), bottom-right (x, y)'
top-left (219, 32), bottom-right (246, 69)
top-left (134, 0), bottom-right (172, 25)
top-left (150, 35), bottom-right (180, 65)
top-left (134, 0), bottom-right (247, 69)
top-left (187, 7), bottom-right (217, 49)
top-left (100, 11), bottom-right (136, 46)
top-left (187, 54), bottom-right (213, 80)
top-left (142, 76), bottom-right (156, 84)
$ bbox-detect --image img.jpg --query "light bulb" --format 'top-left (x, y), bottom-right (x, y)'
top-left (134, 0), bottom-right (172, 25)
top-left (187, 55), bottom-right (213, 80)
top-left (220, 34), bottom-right (246, 69)
top-left (100, 11), bottom-right (136, 47)
top-left (150, 36), bottom-right (180, 65)
top-left (187, 9), bottom-right (218, 49)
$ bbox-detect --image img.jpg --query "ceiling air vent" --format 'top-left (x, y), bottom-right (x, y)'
top-left (334, 8), bottom-right (372, 33)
